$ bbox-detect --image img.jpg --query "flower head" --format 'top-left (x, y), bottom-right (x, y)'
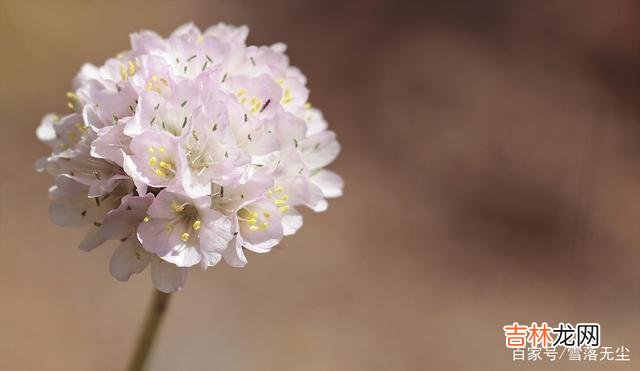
top-left (36, 23), bottom-right (343, 292)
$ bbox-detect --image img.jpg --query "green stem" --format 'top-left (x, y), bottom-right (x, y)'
top-left (126, 290), bottom-right (172, 371)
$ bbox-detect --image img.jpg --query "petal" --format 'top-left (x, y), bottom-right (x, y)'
top-left (150, 258), bottom-right (187, 293)
top-left (199, 249), bottom-right (222, 270)
top-left (300, 131), bottom-right (340, 170)
top-left (36, 113), bottom-right (58, 145)
top-left (48, 176), bottom-right (91, 227)
top-left (161, 243), bottom-right (202, 268)
top-left (311, 169), bottom-right (344, 198)
top-left (137, 219), bottom-right (177, 257)
top-left (222, 238), bottom-right (247, 268)
top-left (101, 194), bottom-right (154, 240)
top-left (198, 209), bottom-right (232, 253)
top-left (90, 124), bottom-right (129, 166)
top-left (109, 238), bottom-right (151, 281)
top-left (282, 208), bottom-right (303, 236)
top-left (78, 226), bottom-right (107, 252)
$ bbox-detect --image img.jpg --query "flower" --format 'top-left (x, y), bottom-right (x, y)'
top-left (36, 23), bottom-right (343, 292)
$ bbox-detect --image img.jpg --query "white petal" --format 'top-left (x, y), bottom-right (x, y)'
top-left (36, 114), bottom-right (57, 144)
top-left (302, 131), bottom-right (341, 170)
top-left (282, 208), bottom-right (303, 236)
top-left (312, 169), bottom-right (344, 198)
top-left (310, 199), bottom-right (328, 212)
top-left (150, 258), bottom-right (187, 293)
top-left (222, 239), bottom-right (247, 268)
top-left (162, 244), bottom-right (202, 268)
top-left (78, 226), bottom-right (107, 252)
top-left (199, 249), bottom-right (222, 270)
top-left (109, 238), bottom-right (151, 281)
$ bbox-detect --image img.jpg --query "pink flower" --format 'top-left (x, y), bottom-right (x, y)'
top-left (36, 22), bottom-right (343, 291)
top-left (138, 190), bottom-right (232, 268)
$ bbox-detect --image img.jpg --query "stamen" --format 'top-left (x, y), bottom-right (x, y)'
top-left (180, 232), bottom-right (190, 242)
top-left (281, 87), bottom-right (293, 104)
top-left (171, 200), bottom-right (184, 212)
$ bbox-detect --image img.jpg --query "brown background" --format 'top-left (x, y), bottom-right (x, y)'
top-left (1, 0), bottom-right (639, 370)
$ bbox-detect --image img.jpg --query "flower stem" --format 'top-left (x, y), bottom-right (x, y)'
top-left (127, 290), bottom-right (172, 371)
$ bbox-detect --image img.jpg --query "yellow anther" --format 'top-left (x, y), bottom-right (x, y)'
top-left (143, 216), bottom-right (150, 222)
top-left (67, 102), bottom-right (75, 110)
top-left (147, 146), bottom-right (155, 153)
top-left (275, 78), bottom-right (285, 85)
top-left (235, 88), bottom-right (246, 97)
top-left (260, 222), bottom-right (268, 229)
top-left (145, 75), bottom-right (165, 93)
top-left (279, 205), bottom-right (290, 212)
top-left (249, 225), bottom-right (259, 231)
top-left (275, 199), bottom-right (286, 206)
top-left (281, 88), bottom-right (293, 105)
top-left (280, 195), bottom-right (289, 201)
top-left (304, 102), bottom-right (312, 110)
top-left (246, 218), bottom-right (257, 225)
top-left (128, 60), bottom-right (136, 75)
top-left (249, 97), bottom-right (262, 113)
top-left (164, 223), bottom-right (173, 232)
top-left (66, 92), bottom-right (80, 100)
top-left (250, 212), bottom-right (258, 218)
top-left (159, 146), bottom-right (165, 153)
top-left (76, 123), bottom-right (87, 133)
top-left (120, 61), bottom-right (136, 81)
top-left (171, 200), bottom-right (184, 212)
top-left (148, 157), bottom-right (157, 166)
top-left (192, 220), bottom-right (201, 230)
top-left (155, 169), bottom-right (167, 178)
top-left (120, 66), bottom-right (128, 80)
top-left (263, 212), bottom-right (270, 218)
top-left (274, 186), bottom-right (284, 193)
top-left (159, 161), bottom-right (172, 170)
top-left (180, 232), bottom-right (190, 242)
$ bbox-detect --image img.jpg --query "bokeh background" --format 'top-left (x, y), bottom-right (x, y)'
top-left (1, 0), bottom-right (639, 370)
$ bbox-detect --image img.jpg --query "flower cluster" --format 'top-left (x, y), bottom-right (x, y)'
top-left (36, 23), bottom-right (342, 292)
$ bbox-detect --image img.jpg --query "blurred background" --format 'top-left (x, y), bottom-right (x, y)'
top-left (1, 0), bottom-right (639, 370)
